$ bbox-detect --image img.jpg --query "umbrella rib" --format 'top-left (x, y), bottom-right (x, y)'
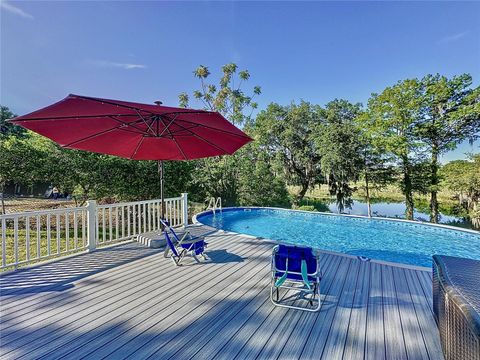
top-left (130, 136), bottom-right (145, 159)
top-left (10, 114), bottom-right (141, 122)
top-left (108, 116), bottom-right (148, 134)
top-left (159, 115), bottom-right (188, 160)
top-left (167, 124), bottom-right (201, 135)
top-left (63, 126), bottom-right (137, 147)
top-left (170, 118), bottom-right (252, 140)
top-left (173, 140), bottom-right (188, 160)
top-left (171, 121), bottom-right (233, 155)
top-left (158, 114), bottom-right (179, 138)
top-left (192, 133), bottom-right (232, 154)
top-left (135, 110), bottom-right (156, 135)
top-left (173, 120), bottom-right (251, 149)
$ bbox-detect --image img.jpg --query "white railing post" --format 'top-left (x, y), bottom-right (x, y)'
top-left (181, 193), bottom-right (188, 228)
top-left (86, 200), bottom-right (97, 252)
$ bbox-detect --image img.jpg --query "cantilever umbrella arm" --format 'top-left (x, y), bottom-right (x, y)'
top-left (158, 159), bottom-right (165, 220)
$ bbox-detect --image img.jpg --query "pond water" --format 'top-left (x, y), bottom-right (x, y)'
top-left (302, 198), bottom-right (472, 229)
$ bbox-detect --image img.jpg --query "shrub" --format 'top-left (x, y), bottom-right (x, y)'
top-left (296, 205), bottom-right (316, 212)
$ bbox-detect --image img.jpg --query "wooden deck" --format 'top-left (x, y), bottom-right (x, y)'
top-left (0, 225), bottom-right (443, 360)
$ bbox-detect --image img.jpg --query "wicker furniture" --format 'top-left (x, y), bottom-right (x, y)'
top-left (433, 255), bottom-right (480, 360)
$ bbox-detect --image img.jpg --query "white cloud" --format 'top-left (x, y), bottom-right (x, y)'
top-left (438, 31), bottom-right (469, 44)
top-left (89, 60), bottom-right (146, 70)
top-left (0, 0), bottom-right (34, 19)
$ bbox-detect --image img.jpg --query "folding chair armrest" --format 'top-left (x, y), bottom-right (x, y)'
top-left (178, 232), bottom-right (205, 245)
top-left (178, 230), bottom-right (192, 243)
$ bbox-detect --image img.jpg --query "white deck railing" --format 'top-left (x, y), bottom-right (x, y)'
top-left (0, 193), bottom-right (188, 270)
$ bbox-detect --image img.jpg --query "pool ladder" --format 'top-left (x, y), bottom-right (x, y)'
top-left (207, 197), bottom-right (222, 214)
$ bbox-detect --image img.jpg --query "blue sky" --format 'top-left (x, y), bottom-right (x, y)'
top-left (1, 1), bottom-right (479, 162)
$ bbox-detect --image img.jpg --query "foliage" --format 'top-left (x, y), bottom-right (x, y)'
top-left (314, 99), bottom-right (363, 212)
top-left (236, 142), bottom-right (291, 207)
top-left (0, 133), bottom-right (50, 190)
top-left (415, 73), bottom-right (480, 222)
top-left (0, 131), bottom-right (53, 213)
top-left (360, 79), bottom-right (426, 220)
top-left (0, 106), bottom-right (26, 139)
top-left (179, 63), bottom-right (261, 126)
top-left (254, 101), bottom-right (323, 203)
top-left (178, 63), bottom-right (266, 206)
top-left (440, 154), bottom-right (480, 228)
top-left (356, 137), bottom-right (397, 217)
top-left (0, 133), bottom-right (197, 206)
top-left (295, 205), bottom-right (316, 212)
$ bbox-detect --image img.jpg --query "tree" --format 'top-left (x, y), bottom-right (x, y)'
top-left (361, 79), bottom-right (425, 220)
top-left (441, 154), bottom-right (480, 228)
top-left (356, 131), bottom-right (397, 217)
top-left (416, 74), bottom-right (480, 223)
top-left (179, 64), bottom-right (261, 126)
top-left (314, 99), bottom-right (363, 213)
top-left (0, 106), bottom-right (25, 139)
top-left (236, 142), bottom-right (290, 207)
top-left (178, 63), bottom-right (262, 205)
top-left (0, 133), bottom-right (50, 213)
top-left (254, 102), bottom-right (323, 203)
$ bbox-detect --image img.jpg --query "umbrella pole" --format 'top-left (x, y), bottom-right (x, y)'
top-left (158, 160), bottom-right (165, 221)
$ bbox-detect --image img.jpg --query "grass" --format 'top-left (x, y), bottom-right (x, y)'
top-left (1, 208), bottom-right (183, 271)
top-left (1, 228), bottom-right (87, 271)
top-left (1, 197), bottom-right (77, 215)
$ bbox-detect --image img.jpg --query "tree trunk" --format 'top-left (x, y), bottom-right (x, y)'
top-left (403, 160), bottom-right (414, 220)
top-left (430, 145), bottom-right (440, 223)
top-left (365, 170), bottom-right (372, 218)
top-left (0, 182), bottom-right (5, 215)
top-left (296, 181), bottom-right (309, 203)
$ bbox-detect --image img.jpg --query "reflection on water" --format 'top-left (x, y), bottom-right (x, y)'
top-left (315, 199), bottom-right (472, 229)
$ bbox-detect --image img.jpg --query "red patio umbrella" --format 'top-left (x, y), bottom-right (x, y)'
top-left (9, 94), bottom-right (252, 218)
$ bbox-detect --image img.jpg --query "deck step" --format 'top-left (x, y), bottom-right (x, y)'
top-left (135, 231), bottom-right (166, 249)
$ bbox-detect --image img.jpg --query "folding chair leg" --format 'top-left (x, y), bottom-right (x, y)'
top-left (192, 253), bottom-right (200, 263)
top-left (309, 284), bottom-right (316, 306)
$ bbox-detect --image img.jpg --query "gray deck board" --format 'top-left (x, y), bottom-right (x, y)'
top-left (320, 258), bottom-right (361, 359)
top-left (341, 260), bottom-right (370, 360)
top-left (382, 264), bottom-right (408, 360)
top-left (364, 262), bottom-right (386, 360)
top-left (392, 266), bottom-right (430, 360)
top-left (0, 224), bottom-right (443, 360)
top-left (276, 254), bottom-right (342, 360)
top-left (299, 257), bottom-right (353, 359)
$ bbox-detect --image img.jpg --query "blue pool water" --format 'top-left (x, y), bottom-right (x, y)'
top-left (196, 208), bottom-right (480, 268)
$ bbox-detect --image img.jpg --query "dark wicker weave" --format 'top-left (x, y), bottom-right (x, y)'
top-left (433, 255), bottom-right (480, 360)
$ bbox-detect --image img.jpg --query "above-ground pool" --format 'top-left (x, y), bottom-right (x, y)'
top-left (195, 207), bottom-right (480, 268)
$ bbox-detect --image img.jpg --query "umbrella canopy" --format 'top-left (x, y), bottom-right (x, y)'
top-left (10, 94), bottom-right (252, 160)
top-left (10, 94), bottom-right (252, 218)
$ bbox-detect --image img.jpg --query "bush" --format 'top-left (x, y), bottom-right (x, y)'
top-left (295, 205), bottom-right (317, 212)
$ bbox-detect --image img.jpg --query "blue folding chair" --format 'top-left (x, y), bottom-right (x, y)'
top-left (161, 219), bottom-right (208, 266)
top-left (270, 244), bottom-right (322, 311)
